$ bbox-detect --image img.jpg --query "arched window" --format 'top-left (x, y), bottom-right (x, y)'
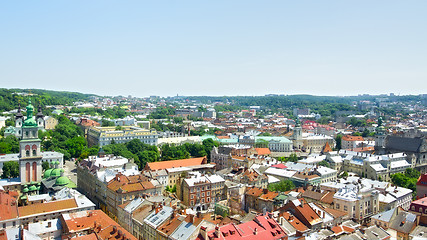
top-left (32, 149), bottom-right (36, 156)
top-left (26, 162), bottom-right (30, 182)
top-left (32, 162), bottom-right (37, 181)
top-left (26, 150), bottom-right (30, 157)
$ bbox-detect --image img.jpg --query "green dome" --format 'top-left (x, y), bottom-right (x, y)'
top-left (28, 185), bottom-right (37, 191)
top-left (44, 169), bottom-right (53, 178)
top-left (22, 187), bottom-right (29, 193)
top-left (51, 169), bottom-right (62, 177)
top-left (55, 176), bottom-right (70, 186)
top-left (22, 99), bottom-right (38, 127)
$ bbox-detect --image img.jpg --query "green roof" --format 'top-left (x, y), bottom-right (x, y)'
top-left (28, 185), bottom-right (37, 191)
top-left (21, 196), bottom-right (27, 200)
top-left (56, 176), bottom-right (70, 186)
top-left (22, 187), bottom-right (29, 193)
top-left (43, 169), bottom-right (53, 178)
top-left (30, 181), bottom-right (37, 185)
top-left (255, 136), bottom-right (292, 143)
top-left (51, 169), bottom-right (62, 177)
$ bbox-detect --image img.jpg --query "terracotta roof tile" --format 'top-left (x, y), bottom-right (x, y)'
top-left (18, 198), bottom-right (77, 217)
top-left (255, 148), bottom-right (271, 156)
top-left (146, 157), bottom-right (207, 171)
top-left (0, 191), bottom-right (18, 221)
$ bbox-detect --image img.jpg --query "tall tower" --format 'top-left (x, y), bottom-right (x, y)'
top-left (375, 117), bottom-right (386, 154)
top-left (19, 99), bottom-right (43, 183)
top-left (292, 119), bottom-right (303, 150)
top-left (36, 105), bottom-right (45, 129)
top-left (15, 104), bottom-right (24, 139)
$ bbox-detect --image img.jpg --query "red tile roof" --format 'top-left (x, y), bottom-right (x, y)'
top-left (342, 135), bottom-right (364, 142)
top-left (255, 148), bottom-right (271, 156)
top-left (0, 191), bottom-right (18, 221)
top-left (271, 163), bottom-right (287, 169)
top-left (205, 214), bottom-right (287, 240)
top-left (61, 210), bottom-right (137, 240)
top-left (18, 198), bottom-right (77, 217)
top-left (146, 157), bottom-right (207, 171)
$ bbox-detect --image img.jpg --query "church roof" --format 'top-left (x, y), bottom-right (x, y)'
top-left (386, 136), bottom-right (423, 153)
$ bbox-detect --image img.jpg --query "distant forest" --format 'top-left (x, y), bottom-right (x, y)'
top-left (0, 88), bottom-right (96, 112)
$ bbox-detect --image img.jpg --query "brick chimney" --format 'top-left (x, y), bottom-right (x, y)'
top-left (200, 226), bottom-right (208, 240)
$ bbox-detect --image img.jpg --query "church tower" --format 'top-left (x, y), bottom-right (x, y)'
top-left (15, 104), bottom-right (24, 139)
top-left (36, 105), bottom-right (45, 129)
top-left (292, 119), bottom-right (303, 150)
top-left (19, 99), bottom-right (43, 183)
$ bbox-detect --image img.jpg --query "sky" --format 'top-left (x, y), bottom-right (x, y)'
top-left (1, 1), bottom-right (426, 97)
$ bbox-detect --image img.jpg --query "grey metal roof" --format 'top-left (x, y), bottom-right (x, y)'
top-left (386, 136), bottom-right (423, 152)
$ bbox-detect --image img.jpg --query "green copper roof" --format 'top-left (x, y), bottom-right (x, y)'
top-left (28, 185), bottom-right (37, 191)
top-left (30, 181), bottom-right (37, 185)
top-left (44, 169), bottom-right (53, 178)
top-left (22, 187), bottom-right (29, 193)
top-left (56, 176), bottom-right (70, 186)
top-left (51, 168), bottom-right (62, 177)
top-left (23, 99), bottom-right (38, 127)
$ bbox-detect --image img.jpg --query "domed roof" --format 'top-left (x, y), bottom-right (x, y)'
top-left (55, 176), bottom-right (70, 186)
top-left (23, 99), bottom-right (38, 128)
top-left (51, 169), bottom-right (62, 177)
top-left (28, 185), bottom-right (37, 191)
top-left (22, 187), bottom-right (29, 193)
top-left (43, 169), bottom-right (53, 178)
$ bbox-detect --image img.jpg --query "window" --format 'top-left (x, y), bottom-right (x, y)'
top-left (26, 150), bottom-right (30, 157)
top-left (33, 150), bottom-right (36, 156)
top-left (191, 195), bottom-right (194, 199)
top-left (207, 197), bottom-right (210, 202)
top-left (344, 205), bottom-right (348, 211)
top-left (191, 200), bottom-right (194, 205)
top-left (336, 204), bottom-right (340, 209)
top-left (202, 198), bottom-right (205, 203)
top-left (207, 192), bottom-right (210, 196)
top-left (202, 192), bottom-right (205, 197)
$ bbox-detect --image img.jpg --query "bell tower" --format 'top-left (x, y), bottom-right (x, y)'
top-left (19, 99), bottom-right (43, 183)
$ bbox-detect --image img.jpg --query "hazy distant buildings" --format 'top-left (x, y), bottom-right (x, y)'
top-left (87, 126), bottom-right (158, 147)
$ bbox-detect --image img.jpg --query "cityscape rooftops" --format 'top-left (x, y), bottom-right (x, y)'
top-left (145, 157), bottom-right (207, 171)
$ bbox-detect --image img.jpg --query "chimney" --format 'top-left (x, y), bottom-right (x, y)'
top-left (112, 226), bottom-right (117, 233)
top-left (189, 214), bottom-right (195, 224)
top-left (214, 225), bottom-right (220, 238)
top-left (263, 189), bottom-right (268, 194)
top-left (117, 230), bottom-right (122, 237)
top-left (200, 226), bottom-right (208, 240)
top-left (253, 227), bottom-right (258, 235)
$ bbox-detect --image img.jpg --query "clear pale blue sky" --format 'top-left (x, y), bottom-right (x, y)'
top-left (1, 1), bottom-right (426, 97)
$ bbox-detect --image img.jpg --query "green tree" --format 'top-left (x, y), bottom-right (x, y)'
top-left (335, 134), bottom-right (342, 150)
top-left (102, 119), bottom-right (115, 127)
top-left (268, 180), bottom-right (295, 192)
top-left (1, 161), bottom-right (19, 178)
top-left (42, 161), bottom-right (51, 171)
top-left (318, 160), bottom-right (330, 168)
top-left (340, 171), bottom-right (349, 178)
